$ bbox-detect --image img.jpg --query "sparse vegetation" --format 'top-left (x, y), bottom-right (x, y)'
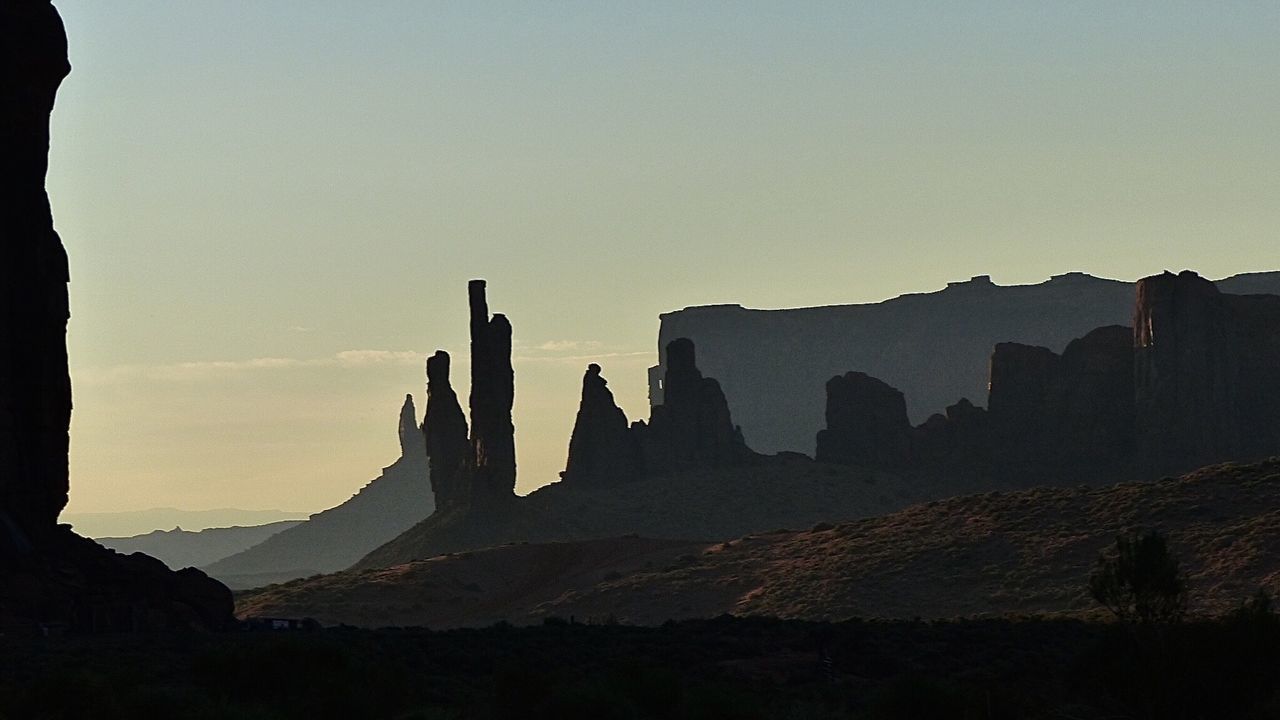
top-left (1089, 529), bottom-right (1187, 624)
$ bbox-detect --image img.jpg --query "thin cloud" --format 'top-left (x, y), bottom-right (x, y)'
top-left (77, 350), bottom-right (426, 385)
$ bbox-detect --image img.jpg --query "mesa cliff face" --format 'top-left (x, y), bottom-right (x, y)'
top-left (0, 2), bottom-right (233, 631)
top-left (817, 273), bottom-right (1279, 487)
top-left (1135, 271), bottom-right (1280, 477)
top-left (655, 271), bottom-right (1280, 456)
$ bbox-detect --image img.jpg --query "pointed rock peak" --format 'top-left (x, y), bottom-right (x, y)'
top-left (398, 393), bottom-right (419, 457)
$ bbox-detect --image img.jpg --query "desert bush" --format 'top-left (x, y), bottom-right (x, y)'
top-left (1089, 529), bottom-right (1186, 624)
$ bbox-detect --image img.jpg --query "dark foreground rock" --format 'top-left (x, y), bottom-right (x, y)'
top-left (0, 1), bottom-right (233, 631)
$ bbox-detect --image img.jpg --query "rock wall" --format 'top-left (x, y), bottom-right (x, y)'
top-left (818, 272), bottom-right (1280, 487)
top-left (1135, 271), bottom-right (1280, 477)
top-left (818, 325), bottom-right (1135, 487)
top-left (0, 0), bottom-right (73, 541)
top-left (655, 271), bottom-right (1280, 456)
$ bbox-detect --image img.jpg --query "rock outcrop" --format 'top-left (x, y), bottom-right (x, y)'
top-left (0, 2), bottom-right (234, 632)
top-left (988, 325), bottom-right (1134, 484)
top-left (817, 272), bottom-right (1280, 488)
top-left (466, 280), bottom-right (517, 506)
top-left (818, 325), bottom-right (1136, 486)
top-left (634, 338), bottom-right (755, 474)
top-left (654, 271), bottom-right (1280, 456)
top-left (561, 364), bottom-right (639, 485)
top-left (814, 372), bottom-right (911, 470)
top-left (423, 350), bottom-right (470, 511)
top-left (1135, 271), bottom-right (1280, 477)
top-left (562, 338), bottom-right (756, 485)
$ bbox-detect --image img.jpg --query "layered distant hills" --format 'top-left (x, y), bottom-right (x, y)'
top-left (97, 521), bottom-right (302, 570)
top-left (651, 271), bottom-right (1280, 455)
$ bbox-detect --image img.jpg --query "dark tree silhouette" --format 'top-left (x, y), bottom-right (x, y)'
top-left (1090, 529), bottom-right (1187, 624)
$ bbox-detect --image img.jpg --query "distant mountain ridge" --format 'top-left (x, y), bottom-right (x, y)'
top-left (97, 521), bottom-right (303, 570)
top-left (651, 271), bottom-right (1280, 455)
top-left (64, 507), bottom-right (307, 539)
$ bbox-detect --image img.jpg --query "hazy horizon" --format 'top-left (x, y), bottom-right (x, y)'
top-left (49, 1), bottom-right (1279, 516)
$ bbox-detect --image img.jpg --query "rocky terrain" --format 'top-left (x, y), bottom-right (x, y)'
top-left (654, 271), bottom-right (1280, 455)
top-left (241, 458), bottom-right (1280, 628)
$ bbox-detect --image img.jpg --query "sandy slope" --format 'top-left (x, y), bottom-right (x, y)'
top-left (240, 459), bottom-right (1280, 628)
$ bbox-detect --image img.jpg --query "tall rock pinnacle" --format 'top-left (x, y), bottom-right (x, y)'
top-left (466, 280), bottom-right (516, 504)
top-left (1, 0), bottom-right (74, 540)
top-left (423, 350), bottom-right (469, 511)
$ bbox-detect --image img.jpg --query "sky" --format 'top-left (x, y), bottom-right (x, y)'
top-left (48, 1), bottom-right (1279, 517)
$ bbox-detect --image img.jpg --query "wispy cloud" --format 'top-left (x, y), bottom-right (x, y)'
top-left (76, 350), bottom-right (426, 385)
top-left (532, 339), bottom-right (603, 352)
top-left (75, 343), bottom-right (654, 386)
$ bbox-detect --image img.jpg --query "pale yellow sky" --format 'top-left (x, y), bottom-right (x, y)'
top-left (49, 1), bottom-right (1279, 514)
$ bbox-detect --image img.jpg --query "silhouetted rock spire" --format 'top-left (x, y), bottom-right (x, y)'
top-left (467, 280), bottom-right (516, 505)
top-left (398, 394), bottom-right (419, 457)
top-left (423, 350), bottom-right (470, 511)
top-left (562, 364), bottom-right (639, 484)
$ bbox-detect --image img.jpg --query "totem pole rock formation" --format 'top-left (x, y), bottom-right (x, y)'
top-left (1135, 270), bottom-right (1280, 477)
top-left (0, 1), bottom-right (233, 632)
top-left (422, 350), bottom-right (470, 511)
top-left (466, 280), bottom-right (517, 506)
top-left (417, 282), bottom-right (518, 514)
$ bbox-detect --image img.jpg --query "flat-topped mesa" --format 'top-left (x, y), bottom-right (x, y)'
top-left (466, 280), bottom-right (516, 505)
top-left (423, 351), bottom-right (469, 511)
top-left (562, 364), bottom-right (640, 484)
top-left (635, 338), bottom-right (755, 473)
top-left (1135, 270), bottom-right (1280, 477)
top-left (815, 372), bottom-right (911, 469)
top-left (0, 0), bottom-right (73, 541)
